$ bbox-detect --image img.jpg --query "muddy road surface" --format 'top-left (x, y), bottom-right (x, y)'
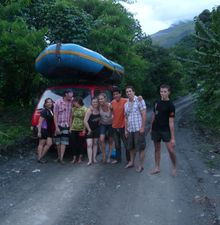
top-left (0, 95), bottom-right (220, 225)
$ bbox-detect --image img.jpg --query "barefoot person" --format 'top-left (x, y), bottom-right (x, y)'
top-left (150, 84), bottom-right (177, 176)
top-left (124, 86), bottom-right (147, 172)
top-left (54, 89), bottom-right (73, 164)
top-left (84, 97), bottom-right (100, 166)
top-left (98, 93), bottom-right (114, 163)
top-left (37, 98), bottom-right (54, 163)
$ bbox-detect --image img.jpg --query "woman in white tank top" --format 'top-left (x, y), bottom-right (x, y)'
top-left (98, 93), bottom-right (114, 163)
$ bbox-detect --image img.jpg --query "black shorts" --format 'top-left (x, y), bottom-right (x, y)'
top-left (151, 130), bottom-right (171, 142)
top-left (127, 131), bottom-right (146, 151)
top-left (40, 128), bottom-right (53, 140)
top-left (86, 128), bottom-right (100, 139)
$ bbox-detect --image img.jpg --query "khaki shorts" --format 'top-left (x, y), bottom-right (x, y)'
top-left (127, 131), bottom-right (146, 151)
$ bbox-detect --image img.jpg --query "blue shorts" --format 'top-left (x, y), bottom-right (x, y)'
top-left (100, 124), bottom-right (113, 137)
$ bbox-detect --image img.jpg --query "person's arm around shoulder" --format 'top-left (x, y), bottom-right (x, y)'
top-left (84, 108), bottom-right (92, 135)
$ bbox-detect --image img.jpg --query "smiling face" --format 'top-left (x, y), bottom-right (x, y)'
top-left (126, 88), bottom-right (135, 100)
top-left (98, 94), bottom-right (106, 106)
top-left (44, 98), bottom-right (53, 109)
top-left (91, 98), bottom-right (99, 109)
top-left (113, 91), bottom-right (121, 101)
top-left (160, 88), bottom-right (170, 100)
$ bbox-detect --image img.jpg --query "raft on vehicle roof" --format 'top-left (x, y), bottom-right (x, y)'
top-left (35, 43), bottom-right (124, 82)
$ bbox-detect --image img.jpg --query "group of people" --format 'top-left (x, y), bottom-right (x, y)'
top-left (37, 84), bottom-right (176, 175)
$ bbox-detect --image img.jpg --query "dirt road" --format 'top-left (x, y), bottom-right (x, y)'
top-left (0, 95), bottom-right (219, 225)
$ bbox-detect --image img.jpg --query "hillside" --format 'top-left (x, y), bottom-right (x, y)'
top-left (151, 21), bottom-right (195, 48)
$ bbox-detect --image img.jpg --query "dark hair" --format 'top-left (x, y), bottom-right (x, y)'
top-left (91, 97), bottom-right (98, 101)
top-left (125, 85), bottom-right (135, 91)
top-left (75, 96), bottom-right (84, 106)
top-left (64, 89), bottom-right (73, 96)
top-left (112, 86), bottom-right (121, 94)
top-left (160, 84), bottom-right (171, 91)
top-left (43, 98), bottom-right (53, 108)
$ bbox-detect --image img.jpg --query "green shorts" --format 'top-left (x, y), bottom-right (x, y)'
top-left (151, 130), bottom-right (171, 142)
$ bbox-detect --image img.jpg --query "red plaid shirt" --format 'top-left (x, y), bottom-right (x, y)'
top-left (54, 98), bottom-right (72, 127)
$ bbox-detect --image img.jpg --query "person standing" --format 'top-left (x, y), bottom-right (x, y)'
top-left (150, 84), bottom-right (177, 176)
top-left (124, 86), bottom-right (147, 172)
top-left (37, 98), bottom-right (54, 163)
top-left (54, 89), bottom-right (73, 164)
top-left (84, 97), bottom-right (101, 166)
top-left (69, 97), bottom-right (87, 163)
top-left (111, 87), bottom-right (130, 164)
top-left (98, 93), bottom-right (114, 163)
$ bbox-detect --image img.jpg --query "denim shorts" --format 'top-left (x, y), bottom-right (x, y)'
top-left (99, 124), bottom-right (113, 137)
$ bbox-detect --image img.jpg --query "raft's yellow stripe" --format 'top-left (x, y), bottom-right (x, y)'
top-left (36, 50), bottom-right (124, 74)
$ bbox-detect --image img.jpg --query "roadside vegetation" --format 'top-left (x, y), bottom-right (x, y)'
top-left (0, 0), bottom-right (220, 147)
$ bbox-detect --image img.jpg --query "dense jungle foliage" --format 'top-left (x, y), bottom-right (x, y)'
top-left (171, 6), bottom-right (220, 129)
top-left (0, 0), bottom-right (220, 130)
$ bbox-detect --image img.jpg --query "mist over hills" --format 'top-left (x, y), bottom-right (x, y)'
top-left (150, 21), bottom-right (195, 48)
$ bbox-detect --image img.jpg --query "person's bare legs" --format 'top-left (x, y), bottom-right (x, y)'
top-left (107, 136), bottom-right (114, 163)
top-left (60, 144), bottom-right (66, 163)
top-left (55, 144), bottom-right (61, 162)
top-left (100, 134), bottom-right (106, 163)
top-left (41, 138), bottom-right (52, 159)
top-left (86, 138), bottom-right (93, 165)
top-left (37, 139), bottom-right (46, 160)
top-left (92, 138), bottom-right (98, 163)
top-left (166, 142), bottom-right (177, 176)
top-left (136, 150), bottom-right (145, 172)
top-left (125, 149), bottom-right (135, 168)
top-left (150, 141), bottom-right (161, 174)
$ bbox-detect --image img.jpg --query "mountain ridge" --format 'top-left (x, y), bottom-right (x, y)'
top-left (150, 21), bottom-right (195, 48)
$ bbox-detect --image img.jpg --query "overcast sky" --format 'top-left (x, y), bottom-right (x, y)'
top-left (121, 0), bottom-right (220, 35)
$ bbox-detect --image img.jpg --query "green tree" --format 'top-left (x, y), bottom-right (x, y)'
top-left (0, 1), bottom-right (46, 105)
top-left (23, 0), bottom-right (93, 44)
top-left (194, 6), bottom-right (220, 128)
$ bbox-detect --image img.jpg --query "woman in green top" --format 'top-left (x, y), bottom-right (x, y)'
top-left (69, 97), bottom-right (87, 163)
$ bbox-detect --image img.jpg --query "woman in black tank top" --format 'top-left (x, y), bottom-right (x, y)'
top-left (84, 97), bottom-right (100, 166)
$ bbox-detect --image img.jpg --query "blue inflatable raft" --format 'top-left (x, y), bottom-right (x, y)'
top-left (35, 43), bottom-right (124, 82)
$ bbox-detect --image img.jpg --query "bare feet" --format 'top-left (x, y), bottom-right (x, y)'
top-left (136, 166), bottom-right (144, 173)
top-left (150, 169), bottom-right (160, 175)
top-left (78, 159), bottom-right (83, 163)
top-left (70, 159), bottom-right (76, 164)
top-left (93, 159), bottom-right (97, 164)
top-left (111, 160), bottom-right (118, 164)
top-left (107, 158), bottom-right (111, 163)
top-left (124, 162), bottom-right (134, 169)
top-left (87, 162), bottom-right (92, 166)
